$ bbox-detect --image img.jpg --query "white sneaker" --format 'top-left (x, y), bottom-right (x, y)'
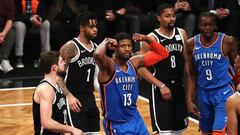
top-left (1, 60), bottom-right (13, 73)
top-left (15, 57), bottom-right (24, 68)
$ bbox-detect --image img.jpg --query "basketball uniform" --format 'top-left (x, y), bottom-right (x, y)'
top-left (65, 38), bottom-right (100, 133)
top-left (33, 80), bottom-right (68, 135)
top-left (193, 32), bottom-right (234, 133)
top-left (100, 60), bottom-right (149, 135)
top-left (237, 91), bottom-right (240, 135)
top-left (148, 28), bottom-right (188, 134)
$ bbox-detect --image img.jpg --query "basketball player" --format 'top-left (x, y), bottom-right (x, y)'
top-left (186, 12), bottom-right (238, 135)
top-left (32, 51), bottom-right (83, 135)
top-left (93, 32), bottom-right (169, 135)
top-left (226, 83), bottom-right (240, 135)
top-left (58, 11), bottom-right (100, 134)
top-left (140, 3), bottom-right (189, 134)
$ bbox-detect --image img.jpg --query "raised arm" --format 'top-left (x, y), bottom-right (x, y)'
top-left (93, 38), bottom-right (117, 83)
top-left (131, 33), bottom-right (169, 68)
top-left (185, 37), bottom-right (199, 116)
top-left (36, 84), bottom-right (83, 135)
top-left (59, 41), bottom-right (81, 112)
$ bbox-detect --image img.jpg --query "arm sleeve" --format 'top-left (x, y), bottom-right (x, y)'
top-left (144, 41), bottom-right (169, 67)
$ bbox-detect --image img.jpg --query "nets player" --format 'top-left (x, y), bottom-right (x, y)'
top-left (32, 51), bottom-right (83, 135)
top-left (58, 11), bottom-right (100, 134)
top-left (93, 32), bottom-right (169, 135)
top-left (140, 3), bottom-right (189, 134)
top-left (186, 12), bottom-right (238, 135)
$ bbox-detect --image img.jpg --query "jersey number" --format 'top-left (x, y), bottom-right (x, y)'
top-left (171, 55), bottom-right (176, 68)
top-left (123, 93), bottom-right (132, 106)
top-left (87, 69), bottom-right (91, 82)
top-left (206, 69), bottom-right (212, 80)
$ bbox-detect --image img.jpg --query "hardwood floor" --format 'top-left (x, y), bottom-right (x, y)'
top-left (0, 88), bottom-right (200, 135)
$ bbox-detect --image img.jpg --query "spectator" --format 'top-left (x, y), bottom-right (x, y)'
top-left (47, 0), bottom-right (90, 50)
top-left (0, 0), bottom-right (15, 73)
top-left (14, 0), bottom-right (51, 68)
top-left (199, 0), bottom-right (240, 38)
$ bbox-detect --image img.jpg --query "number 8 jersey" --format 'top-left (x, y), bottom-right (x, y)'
top-left (149, 27), bottom-right (184, 80)
top-left (193, 32), bottom-right (234, 89)
top-left (65, 38), bottom-right (97, 94)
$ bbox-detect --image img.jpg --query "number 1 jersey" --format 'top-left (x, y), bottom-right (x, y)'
top-left (65, 38), bottom-right (97, 94)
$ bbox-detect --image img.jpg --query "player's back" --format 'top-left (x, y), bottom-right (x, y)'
top-left (33, 80), bottom-right (67, 135)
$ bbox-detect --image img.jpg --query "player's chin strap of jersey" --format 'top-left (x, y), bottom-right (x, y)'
top-left (144, 41), bottom-right (169, 67)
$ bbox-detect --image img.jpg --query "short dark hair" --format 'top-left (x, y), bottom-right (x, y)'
top-left (198, 12), bottom-right (218, 24)
top-left (77, 11), bottom-right (98, 27)
top-left (157, 3), bottom-right (174, 16)
top-left (39, 51), bottom-right (59, 74)
top-left (114, 32), bottom-right (131, 43)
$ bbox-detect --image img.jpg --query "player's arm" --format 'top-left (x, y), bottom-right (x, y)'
top-left (131, 33), bottom-right (169, 68)
top-left (223, 35), bottom-right (238, 66)
top-left (226, 94), bottom-right (238, 135)
top-left (59, 41), bottom-right (81, 112)
top-left (185, 37), bottom-right (199, 116)
top-left (93, 38), bottom-right (117, 83)
top-left (138, 67), bottom-right (172, 101)
top-left (37, 84), bottom-right (83, 134)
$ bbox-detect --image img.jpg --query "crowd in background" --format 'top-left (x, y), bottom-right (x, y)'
top-left (1, 0), bottom-right (240, 73)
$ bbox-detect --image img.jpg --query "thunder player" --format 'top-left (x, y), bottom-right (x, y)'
top-left (59, 11), bottom-right (100, 134)
top-left (186, 12), bottom-right (238, 135)
top-left (93, 32), bottom-right (168, 134)
top-left (32, 51), bottom-right (82, 135)
top-left (140, 3), bottom-right (189, 134)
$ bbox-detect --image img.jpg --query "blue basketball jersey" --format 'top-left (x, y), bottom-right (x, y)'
top-left (193, 32), bottom-right (233, 89)
top-left (100, 60), bottom-right (138, 122)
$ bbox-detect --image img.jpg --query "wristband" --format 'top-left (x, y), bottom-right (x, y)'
top-left (160, 83), bottom-right (165, 88)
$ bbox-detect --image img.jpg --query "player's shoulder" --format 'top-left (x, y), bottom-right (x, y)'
top-left (223, 34), bottom-right (236, 44)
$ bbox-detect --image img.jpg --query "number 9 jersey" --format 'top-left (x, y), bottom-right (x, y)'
top-left (193, 32), bottom-right (234, 89)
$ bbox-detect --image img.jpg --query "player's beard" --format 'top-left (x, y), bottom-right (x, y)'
top-left (167, 24), bottom-right (174, 30)
top-left (57, 70), bottom-right (66, 78)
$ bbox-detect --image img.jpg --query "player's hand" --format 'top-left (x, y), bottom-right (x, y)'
top-left (132, 33), bottom-right (148, 42)
top-left (67, 93), bottom-right (82, 112)
top-left (159, 86), bottom-right (172, 101)
top-left (30, 15), bottom-right (42, 26)
top-left (102, 38), bottom-right (117, 50)
top-left (71, 128), bottom-right (83, 135)
top-left (187, 101), bottom-right (199, 116)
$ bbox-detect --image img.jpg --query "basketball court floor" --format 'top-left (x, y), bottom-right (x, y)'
top-left (0, 65), bottom-right (200, 135)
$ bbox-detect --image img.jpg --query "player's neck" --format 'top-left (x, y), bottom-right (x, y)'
top-left (44, 73), bottom-right (58, 86)
top-left (78, 35), bottom-right (91, 45)
top-left (113, 57), bottom-right (128, 70)
top-left (158, 27), bottom-right (173, 37)
top-left (200, 32), bottom-right (218, 47)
